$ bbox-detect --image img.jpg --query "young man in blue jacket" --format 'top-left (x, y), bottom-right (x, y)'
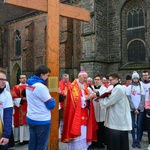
top-left (26, 65), bottom-right (56, 150)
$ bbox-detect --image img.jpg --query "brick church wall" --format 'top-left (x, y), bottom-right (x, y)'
top-left (2, 10), bottom-right (76, 80)
top-left (1, 0), bottom-right (150, 84)
top-left (80, 0), bottom-right (108, 77)
top-left (5, 13), bottom-right (47, 77)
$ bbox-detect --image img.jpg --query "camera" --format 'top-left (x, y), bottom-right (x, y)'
top-left (96, 91), bottom-right (100, 97)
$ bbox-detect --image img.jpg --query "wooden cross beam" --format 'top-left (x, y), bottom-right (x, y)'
top-left (4, 0), bottom-right (90, 22)
top-left (4, 0), bottom-right (90, 149)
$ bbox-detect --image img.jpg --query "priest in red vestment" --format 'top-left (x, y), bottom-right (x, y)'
top-left (11, 74), bottom-right (29, 144)
top-left (61, 71), bottom-right (98, 150)
top-left (59, 74), bottom-right (71, 112)
top-left (58, 74), bottom-right (71, 138)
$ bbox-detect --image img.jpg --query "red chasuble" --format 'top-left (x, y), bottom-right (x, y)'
top-left (61, 79), bottom-right (98, 143)
top-left (11, 84), bottom-right (28, 127)
top-left (59, 79), bottom-right (71, 109)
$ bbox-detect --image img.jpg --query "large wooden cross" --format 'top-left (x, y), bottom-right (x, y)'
top-left (4, 0), bottom-right (90, 149)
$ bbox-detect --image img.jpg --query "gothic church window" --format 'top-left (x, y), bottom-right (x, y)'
top-left (15, 30), bottom-right (21, 56)
top-left (127, 4), bottom-right (145, 62)
top-left (127, 5), bottom-right (144, 28)
top-left (128, 40), bottom-right (145, 62)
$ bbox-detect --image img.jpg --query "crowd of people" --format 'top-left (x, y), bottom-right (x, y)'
top-left (1, 65), bottom-right (150, 150)
top-left (60, 70), bottom-right (150, 150)
top-left (0, 65), bottom-right (56, 150)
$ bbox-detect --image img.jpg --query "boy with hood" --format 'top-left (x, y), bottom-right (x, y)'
top-left (26, 65), bottom-right (56, 150)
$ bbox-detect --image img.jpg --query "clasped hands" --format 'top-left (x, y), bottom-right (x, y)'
top-left (85, 93), bottom-right (96, 100)
top-left (134, 109), bottom-right (139, 114)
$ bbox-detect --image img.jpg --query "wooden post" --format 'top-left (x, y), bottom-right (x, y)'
top-left (46, 0), bottom-right (59, 149)
top-left (4, 0), bottom-right (90, 149)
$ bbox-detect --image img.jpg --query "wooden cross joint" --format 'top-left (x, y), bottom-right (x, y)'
top-left (4, 0), bottom-right (90, 22)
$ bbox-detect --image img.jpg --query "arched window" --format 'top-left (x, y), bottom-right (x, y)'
top-left (128, 12), bottom-right (132, 28)
top-left (127, 5), bottom-right (144, 28)
top-left (128, 40), bottom-right (145, 62)
top-left (121, 1), bottom-right (147, 67)
top-left (15, 30), bottom-right (21, 56)
top-left (127, 4), bottom-right (145, 63)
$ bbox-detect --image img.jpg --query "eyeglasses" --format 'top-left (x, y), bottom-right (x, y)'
top-left (0, 78), bottom-right (7, 81)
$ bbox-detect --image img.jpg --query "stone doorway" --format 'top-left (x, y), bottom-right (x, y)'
top-left (10, 60), bottom-right (21, 87)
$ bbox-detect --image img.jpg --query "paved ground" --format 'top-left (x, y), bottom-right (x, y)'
top-left (8, 133), bottom-right (149, 150)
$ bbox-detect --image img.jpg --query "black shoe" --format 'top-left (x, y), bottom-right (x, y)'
top-left (19, 141), bottom-right (29, 145)
top-left (19, 142), bottom-right (24, 145)
top-left (97, 145), bottom-right (105, 149)
top-left (132, 143), bottom-right (136, 148)
top-left (23, 141), bottom-right (29, 144)
top-left (136, 143), bottom-right (141, 148)
top-left (88, 144), bottom-right (96, 149)
top-left (14, 141), bottom-right (19, 144)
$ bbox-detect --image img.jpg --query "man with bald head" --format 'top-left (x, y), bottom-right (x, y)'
top-left (61, 71), bottom-right (98, 150)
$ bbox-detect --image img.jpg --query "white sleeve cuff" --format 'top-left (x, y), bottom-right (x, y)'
top-left (14, 98), bottom-right (21, 107)
top-left (81, 96), bottom-right (86, 108)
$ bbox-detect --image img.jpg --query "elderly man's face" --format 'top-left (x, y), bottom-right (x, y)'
top-left (63, 76), bottom-right (69, 83)
top-left (87, 80), bottom-right (93, 85)
top-left (78, 73), bottom-right (88, 84)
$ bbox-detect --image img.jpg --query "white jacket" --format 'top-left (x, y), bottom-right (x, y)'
top-left (101, 84), bottom-right (132, 131)
top-left (88, 84), bottom-right (107, 122)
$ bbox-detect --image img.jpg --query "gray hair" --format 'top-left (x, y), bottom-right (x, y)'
top-left (62, 73), bottom-right (69, 78)
top-left (87, 77), bottom-right (93, 81)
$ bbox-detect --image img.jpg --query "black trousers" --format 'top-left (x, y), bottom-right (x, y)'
top-left (0, 144), bottom-right (8, 150)
top-left (146, 117), bottom-right (150, 144)
top-left (8, 129), bottom-right (15, 148)
top-left (106, 128), bottom-right (129, 150)
top-left (92, 122), bottom-right (105, 147)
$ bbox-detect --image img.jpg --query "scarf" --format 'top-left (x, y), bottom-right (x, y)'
top-left (141, 78), bottom-right (150, 84)
top-left (132, 82), bottom-right (140, 86)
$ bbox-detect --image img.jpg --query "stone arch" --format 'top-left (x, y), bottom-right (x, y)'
top-left (11, 63), bottom-right (21, 87)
